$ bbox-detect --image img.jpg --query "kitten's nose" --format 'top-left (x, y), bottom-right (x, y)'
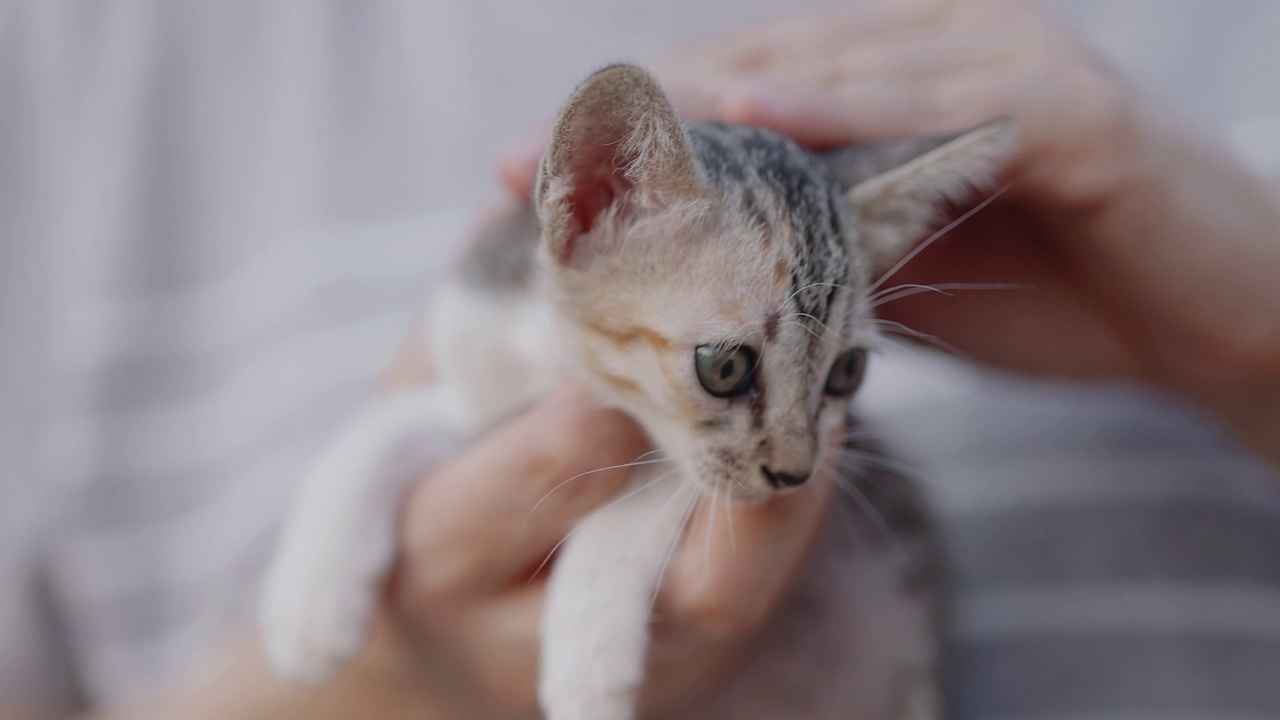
top-left (761, 466), bottom-right (809, 489)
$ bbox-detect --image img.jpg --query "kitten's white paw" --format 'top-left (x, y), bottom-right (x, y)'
top-left (539, 584), bottom-right (647, 720)
top-left (261, 515), bottom-right (390, 684)
top-left (541, 684), bottom-right (637, 720)
top-left (262, 572), bottom-right (377, 684)
top-left (539, 611), bottom-right (644, 720)
top-left (539, 591), bottom-right (647, 720)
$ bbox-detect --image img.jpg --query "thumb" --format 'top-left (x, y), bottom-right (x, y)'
top-left (719, 82), bottom-right (942, 147)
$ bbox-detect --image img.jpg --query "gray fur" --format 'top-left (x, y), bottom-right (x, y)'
top-left (458, 201), bottom-right (540, 292)
top-left (687, 122), bottom-right (852, 337)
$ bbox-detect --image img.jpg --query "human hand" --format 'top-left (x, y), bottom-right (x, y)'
top-left (351, 234), bottom-right (832, 719)
top-left (499, 0), bottom-right (1280, 462)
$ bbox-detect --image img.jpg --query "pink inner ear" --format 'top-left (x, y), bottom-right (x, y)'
top-left (558, 143), bottom-right (634, 263)
top-left (569, 172), bottom-right (617, 236)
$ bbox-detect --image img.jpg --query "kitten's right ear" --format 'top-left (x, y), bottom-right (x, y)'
top-left (535, 64), bottom-right (703, 266)
top-left (828, 119), bottom-right (1015, 274)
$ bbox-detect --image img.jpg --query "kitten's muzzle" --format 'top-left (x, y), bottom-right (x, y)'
top-left (761, 466), bottom-right (809, 489)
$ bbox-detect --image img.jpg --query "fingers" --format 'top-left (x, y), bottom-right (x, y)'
top-left (494, 1), bottom-right (1026, 195)
top-left (447, 585), bottom-right (545, 712)
top-left (396, 382), bottom-right (649, 608)
top-left (720, 82), bottom-right (944, 147)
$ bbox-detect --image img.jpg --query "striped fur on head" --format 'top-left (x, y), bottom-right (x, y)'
top-left (535, 64), bottom-right (1012, 500)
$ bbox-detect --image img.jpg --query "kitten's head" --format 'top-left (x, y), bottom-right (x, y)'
top-left (535, 64), bottom-right (1011, 501)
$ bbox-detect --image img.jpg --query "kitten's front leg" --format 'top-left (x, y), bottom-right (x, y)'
top-left (261, 386), bottom-right (464, 683)
top-left (540, 470), bottom-right (692, 720)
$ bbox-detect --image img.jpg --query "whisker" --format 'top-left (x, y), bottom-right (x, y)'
top-left (835, 427), bottom-right (882, 444)
top-left (650, 486), bottom-right (701, 612)
top-left (814, 450), bottom-right (855, 535)
top-left (713, 327), bottom-right (765, 354)
top-left (867, 184), bottom-right (1012, 295)
top-left (868, 283), bottom-right (950, 303)
top-left (833, 447), bottom-right (925, 479)
top-left (829, 490), bottom-right (861, 543)
top-left (816, 453), bottom-right (861, 544)
top-left (867, 319), bottom-right (966, 357)
top-left (630, 478), bottom-right (697, 565)
top-left (527, 456), bottom-right (670, 520)
top-left (704, 488), bottom-right (718, 576)
top-left (723, 485), bottom-right (736, 559)
top-left (781, 310), bottom-right (837, 336)
top-left (781, 281), bottom-right (849, 309)
top-left (528, 470), bottom-right (676, 583)
top-left (869, 286), bottom-right (954, 308)
top-left (780, 319), bottom-right (847, 356)
top-left (728, 474), bottom-right (754, 498)
top-left (833, 474), bottom-right (893, 542)
top-left (717, 326), bottom-right (769, 378)
top-left (868, 282), bottom-right (1032, 311)
top-left (870, 281), bottom-right (1029, 302)
top-left (780, 318), bottom-right (824, 342)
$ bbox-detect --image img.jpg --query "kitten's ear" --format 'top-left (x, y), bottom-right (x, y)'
top-left (535, 64), bottom-right (703, 265)
top-left (830, 119), bottom-right (1015, 274)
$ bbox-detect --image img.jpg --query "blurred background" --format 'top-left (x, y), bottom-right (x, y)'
top-left (1, 0), bottom-right (1279, 717)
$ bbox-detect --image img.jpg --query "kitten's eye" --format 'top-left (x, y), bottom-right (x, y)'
top-left (824, 349), bottom-right (868, 397)
top-left (695, 345), bottom-right (758, 398)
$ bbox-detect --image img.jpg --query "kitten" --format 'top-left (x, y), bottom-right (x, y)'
top-left (261, 64), bottom-right (1011, 719)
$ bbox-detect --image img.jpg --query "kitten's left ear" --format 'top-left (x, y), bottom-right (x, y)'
top-left (535, 64), bottom-right (704, 266)
top-left (830, 119), bottom-right (1015, 274)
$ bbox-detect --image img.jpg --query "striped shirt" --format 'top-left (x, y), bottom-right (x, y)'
top-left (1, 0), bottom-right (1278, 716)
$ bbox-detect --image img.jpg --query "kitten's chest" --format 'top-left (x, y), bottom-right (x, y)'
top-left (430, 281), bottom-right (566, 429)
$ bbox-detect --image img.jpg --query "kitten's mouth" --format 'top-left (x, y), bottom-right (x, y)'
top-left (719, 482), bottom-right (775, 503)
top-left (696, 464), bottom-right (778, 503)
